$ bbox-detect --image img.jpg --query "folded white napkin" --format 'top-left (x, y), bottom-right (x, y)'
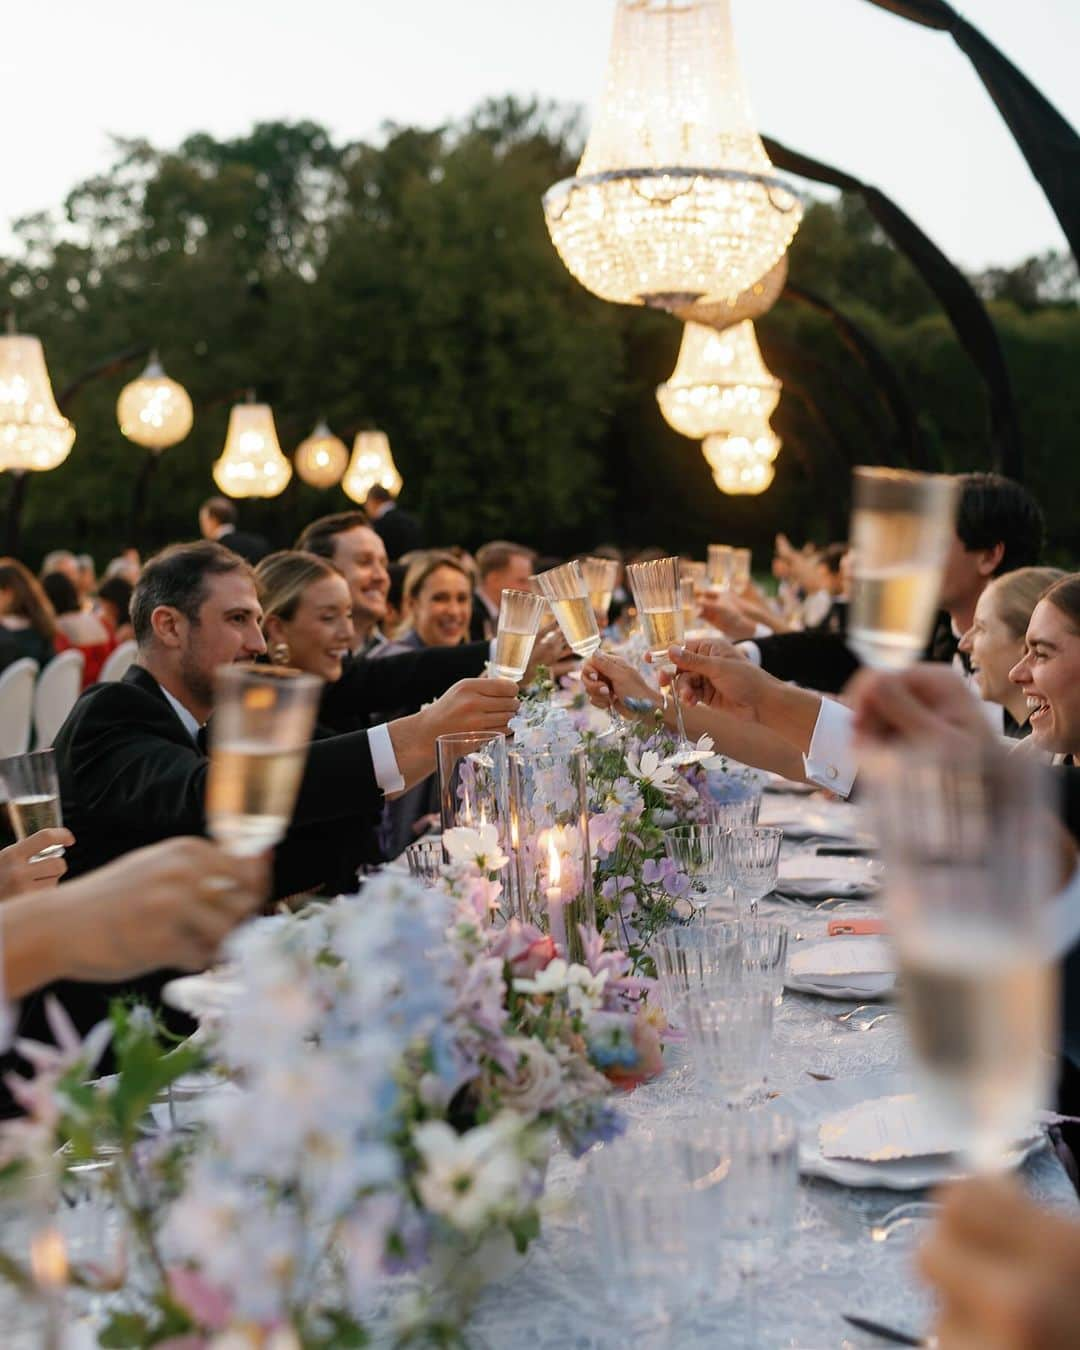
top-left (788, 936), bottom-right (894, 983)
top-left (819, 1093), bottom-right (1038, 1162)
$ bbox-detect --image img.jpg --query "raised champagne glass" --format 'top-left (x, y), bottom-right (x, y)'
top-left (490, 589), bottom-right (547, 681)
top-left (706, 544), bottom-right (733, 596)
top-left (865, 742), bottom-right (1058, 1173)
top-left (626, 556), bottom-right (691, 747)
top-left (0, 750), bottom-right (65, 861)
top-left (580, 556), bottom-right (620, 630)
top-left (680, 575), bottom-right (697, 632)
top-left (848, 467), bottom-right (961, 670)
top-left (534, 560), bottom-right (601, 658)
top-left (730, 547), bottom-right (752, 595)
top-left (206, 665), bottom-right (322, 856)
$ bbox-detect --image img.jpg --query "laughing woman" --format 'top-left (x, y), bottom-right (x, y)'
top-left (1009, 574), bottom-right (1080, 762)
top-left (957, 566), bottom-right (1065, 739)
top-left (378, 551), bottom-right (473, 655)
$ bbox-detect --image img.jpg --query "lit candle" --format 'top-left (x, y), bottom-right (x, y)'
top-left (545, 830), bottom-right (565, 951)
top-left (31, 1224), bottom-right (67, 1350)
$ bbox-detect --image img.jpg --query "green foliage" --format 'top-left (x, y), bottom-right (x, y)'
top-left (3, 99), bottom-right (1078, 567)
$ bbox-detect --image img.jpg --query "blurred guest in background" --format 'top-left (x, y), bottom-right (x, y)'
top-left (198, 495), bottom-right (269, 564)
top-left (471, 540), bottom-right (537, 641)
top-left (75, 553), bottom-right (97, 608)
top-left (382, 552), bottom-right (472, 655)
top-left (42, 570), bottom-right (115, 685)
top-left (365, 483), bottom-right (423, 560)
top-left (40, 550), bottom-right (80, 588)
top-left (0, 558), bottom-right (58, 667)
top-left (97, 574), bottom-right (135, 644)
top-left (384, 561), bottom-right (408, 638)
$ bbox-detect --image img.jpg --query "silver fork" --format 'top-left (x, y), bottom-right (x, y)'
top-left (833, 1007), bottom-right (894, 1031)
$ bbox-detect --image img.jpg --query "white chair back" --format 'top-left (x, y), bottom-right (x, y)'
top-left (33, 650), bottom-right (84, 748)
top-left (0, 658), bottom-right (39, 757)
top-left (99, 639), bottom-right (137, 683)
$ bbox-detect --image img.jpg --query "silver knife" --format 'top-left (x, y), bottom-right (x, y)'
top-left (842, 1312), bottom-right (936, 1347)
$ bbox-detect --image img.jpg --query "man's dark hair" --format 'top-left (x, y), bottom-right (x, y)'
top-left (366, 484), bottom-right (393, 505)
top-left (955, 473), bottom-right (1043, 575)
top-left (295, 512), bottom-right (371, 560)
top-left (98, 574), bottom-right (133, 624)
top-left (131, 541), bottom-right (251, 646)
top-left (41, 570), bottom-right (81, 616)
top-left (475, 540), bottom-right (535, 580)
top-left (201, 496), bottom-right (238, 528)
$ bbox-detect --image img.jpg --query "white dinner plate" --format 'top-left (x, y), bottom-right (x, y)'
top-left (785, 935), bottom-right (895, 1000)
top-left (776, 854), bottom-right (883, 899)
top-left (758, 801), bottom-right (870, 844)
top-left (774, 1071), bottom-right (1045, 1189)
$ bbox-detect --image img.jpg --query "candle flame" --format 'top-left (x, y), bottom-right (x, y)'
top-left (479, 804), bottom-right (488, 829)
top-left (31, 1226), bottom-right (68, 1290)
top-left (547, 831), bottom-right (561, 888)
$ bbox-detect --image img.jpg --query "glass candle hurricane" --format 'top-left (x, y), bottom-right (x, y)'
top-left (436, 732), bottom-right (511, 838)
top-left (510, 745), bottom-right (595, 964)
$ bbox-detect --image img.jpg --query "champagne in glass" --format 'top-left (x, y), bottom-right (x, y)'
top-left (206, 665), bottom-right (321, 857)
top-left (866, 743), bottom-right (1059, 1172)
top-left (680, 576), bottom-right (697, 631)
top-left (0, 750), bottom-right (65, 860)
top-left (580, 556), bottom-right (619, 628)
top-left (706, 544), bottom-right (733, 596)
top-left (730, 547), bottom-right (752, 595)
top-left (626, 557), bottom-right (690, 746)
top-left (848, 468), bottom-right (960, 670)
top-left (491, 588), bottom-right (547, 681)
top-left (535, 561), bottom-right (601, 658)
top-left (638, 604), bottom-right (683, 659)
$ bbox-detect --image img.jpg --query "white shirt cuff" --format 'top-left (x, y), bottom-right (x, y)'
top-left (737, 641), bottom-right (763, 667)
top-left (369, 722), bottom-right (405, 795)
top-left (752, 623), bottom-right (773, 639)
top-left (802, 697), bottom-right (857, 797)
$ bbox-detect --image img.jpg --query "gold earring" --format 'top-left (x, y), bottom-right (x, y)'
top-left (270, 641), bottom-right (291, 666)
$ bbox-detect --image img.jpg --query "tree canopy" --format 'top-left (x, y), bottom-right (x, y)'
top-left (3, 99), bottom-right (1077, 567)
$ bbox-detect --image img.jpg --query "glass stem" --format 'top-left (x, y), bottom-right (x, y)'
top-left (662, 663), bottom-right (690, 747)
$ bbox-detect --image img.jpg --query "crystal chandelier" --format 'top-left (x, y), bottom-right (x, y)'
top-left (542, 0), bottom-right (802, 311)
top-left (703, 423), bottom-right (779, 495)
top-left (116, 352), bottom-right (193, 451)
top-left (0, 330), bottom-right (75, 473)
top-left (212, 398), bottom-right (292, 498)
top-left (294, 419), bottom-right (348, 489)
top-left (657, 319), bottom-right (781, 440)
top-left (674, 255), bottom-right (787, 331)
top-left (342, 431), bottom-right (403, 504)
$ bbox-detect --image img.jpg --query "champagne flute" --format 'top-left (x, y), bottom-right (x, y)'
top-left (730, 547), bottom-right (752, 595)
top-left (534, 560), bottom-right (601, 658)
top-left (706, 544), bottom-right (733, 596)
top-left (0, 750), bottom-right (65, 861)
top-left (206, 665), bottom-right (322, 856)
top-left (848, 467), bottom-right (961, 670)
top-left (865, 742), bottom-right (1059, 1173)
top-left (580, 556), bottom-right (620, 630)
top-left (679, 575), bottom-right (697, 632)
top-left (490, 588), bottom-right (547, 681)
top-left (626, 556), bottom-right (691, 747)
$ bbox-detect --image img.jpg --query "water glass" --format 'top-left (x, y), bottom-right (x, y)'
top-left (679, 986), bottom-right (775, 1107)
top-left (206, 665), bottom-right (322, 856)
top-left (651, 920), bottom-right (743, 1012)
top-left (534, 560), bottom-right (601, 658)
top-left (490, 588), bottom-right (547, 681)
top-left (0, 749), bottom-right (65, 860)
top-left (741, 917), bottom-right (789, 1006)
top-left (728, 825), bottom-right (783, 914)
top-left (405, 838), bottom-right (443, 884)
top-left (848, 466), bottom-right (961, 670)
top-left (580, 556), bottom-right (620, 629)
top-left (663, 824), bottom-right (733, 915)
top-left (707, 796), bottom-right (762, 829)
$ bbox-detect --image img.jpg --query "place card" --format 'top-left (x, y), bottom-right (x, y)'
top-left (788, 936), bottom-right (893, 981)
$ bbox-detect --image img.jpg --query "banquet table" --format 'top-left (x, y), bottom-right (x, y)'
top-left (2, 790), bottom-right (1076, 1349)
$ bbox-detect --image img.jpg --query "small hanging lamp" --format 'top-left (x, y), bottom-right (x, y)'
top-left (116, 351), bottom-right (193, 451)
top-left (212, 395), bottom-right (292, 498)
top-left (294, 419), bottom-right (348, 489)
top-left (341, 430), bottom-right (402, 504)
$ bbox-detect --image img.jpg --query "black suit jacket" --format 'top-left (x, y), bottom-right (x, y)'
top-left (217, 529), bottom-right (269, 564)
top-left (372, 507), bottom-right (423, 561)
top-left (469, 594), bottom-right (498, 644)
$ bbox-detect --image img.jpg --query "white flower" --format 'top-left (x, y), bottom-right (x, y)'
top-left (565, 965), bottom-right (610, 1015)
top-left (414, 1114), bottom-right (527, 1232)
top-left (664, 733), bottom-right (717, 768)
top-left (624, 747), bottom-right (680, 792)
top-left (513, 958), bottom-right (571, 996)
top-left (442, 824), bottom-right (509, 871)
top-left (494, 1036), bottom-right (565, 1115)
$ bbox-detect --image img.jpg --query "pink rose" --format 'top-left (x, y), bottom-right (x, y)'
top-left (511, 935), bottom-right (558, 978)
top-left (167, 1267), bottom-right (233, 1332)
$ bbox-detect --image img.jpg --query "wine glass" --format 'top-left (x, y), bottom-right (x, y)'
top-left (534, 560), bottom-right (601, 658)
top-left (625, 556), bottom-right (691, 746)
top-left (490, 588), bottom-right (547, 681)
top-left (847, 466), bottom-right (961, 670)
top-left (864, 741), bottom-right (1059, 1173)
top-left (205, 665), bottom-right (322, 856)
top-left (727, 825), bottom-right (783, 915)
top-left (0, 750), bottom-right (66, 861)
top-left (580, 556), bottom-right (620, 630)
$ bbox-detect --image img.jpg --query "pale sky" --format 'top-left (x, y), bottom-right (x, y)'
top-left (6, 0), bottom-right (1077, 269)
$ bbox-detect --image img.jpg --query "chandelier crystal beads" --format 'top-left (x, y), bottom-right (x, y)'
top-left (212, 401), bottom-right (292, 498)
top-left (0, 333), bottom-right (75, 472)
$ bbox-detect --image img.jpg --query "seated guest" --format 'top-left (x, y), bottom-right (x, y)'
top-left (42, 570), bottom-right (115, 685)
top-left (0, 558), bottom-right (58, 667)
top-left (1007, 575), bottom-right (1080, 762)
top-left (3, 837), bottom-right (265, 1005)
top-left (75, 553), bottom-right (97, 608)
top-left (97, 573), bottom-right (135, 644)
top-left (471, 540), bottom-right (536, 641)
top-left (28, 542), bottom-right (517, 1045)
top-left (382, 552), bottom-right (472, 655)
top-left (198, 495), bottom-right (269, 564)
top-left (296, 512), bottom-right (391, 656)
top-left (957, 566), bottom-right (1065, 738)
top-left (40, 550), bottom-right (80, 588)
top-left (364, 483), bottom-right (423, 560)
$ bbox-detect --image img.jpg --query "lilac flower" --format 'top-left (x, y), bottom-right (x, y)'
top-left (559, 1101), bottom-right (626, 1158)
top-left (589, 809), bottom-right (623, 858)
top-left (641, 856), bottom-right (691, 898)
top-left (600, 873), bottom-right (634, 906)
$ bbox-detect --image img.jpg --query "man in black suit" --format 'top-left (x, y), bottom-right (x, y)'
top-left (364, 484), bottom-right (423, 561)
top-left (16, 541), bottom-right (517, 1049)
top-left (470, 540), bottom-right (537, 642)
top-left (296, 512), bottom-right (392, 656)
top-left (199, 495), bottom-right (270, 564)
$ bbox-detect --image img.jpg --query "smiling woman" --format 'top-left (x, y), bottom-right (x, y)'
top-left (395, 551), bottom-right (474, 650)
top-left (256, 551), bottom-right (355, 683)
top-left (1010, 574), bottom-right (1080, 759)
